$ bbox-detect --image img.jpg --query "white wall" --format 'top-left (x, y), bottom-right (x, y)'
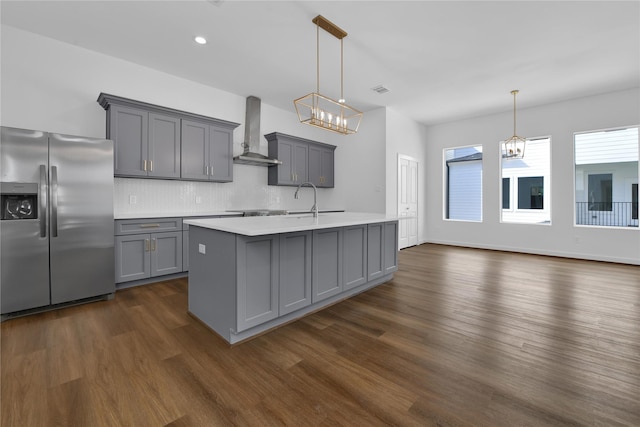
top-left (385, 108), bottom-right (429, 243)
top-left (425, 88), bottom-right (640, 265)
top-left (0, 25), bottom-right (384, 216)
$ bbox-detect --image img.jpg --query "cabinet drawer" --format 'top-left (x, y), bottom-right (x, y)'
top-left (115, 218), bottom-right (182, 235)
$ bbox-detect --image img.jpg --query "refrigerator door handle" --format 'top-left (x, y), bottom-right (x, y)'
top-left (51, 165), bottom-right (58, 237)
top-left (39, 164), bottom-right (47, 238)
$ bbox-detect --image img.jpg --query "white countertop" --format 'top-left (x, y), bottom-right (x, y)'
top-left (184, 212), bottom-right (398, 236)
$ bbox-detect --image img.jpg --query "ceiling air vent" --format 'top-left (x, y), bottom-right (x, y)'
top-left (371, 85), bottom-right (391, 95)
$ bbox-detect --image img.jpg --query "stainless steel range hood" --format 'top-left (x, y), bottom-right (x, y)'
top-left (233, 96), bottom-right (282, 166)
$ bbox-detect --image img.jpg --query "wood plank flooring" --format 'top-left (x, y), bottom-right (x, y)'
top-left (2, 243), bottom-right (639, 426)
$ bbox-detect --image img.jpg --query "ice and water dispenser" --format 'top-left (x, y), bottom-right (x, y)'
top-left (1, 183), bottom-right (38, 220)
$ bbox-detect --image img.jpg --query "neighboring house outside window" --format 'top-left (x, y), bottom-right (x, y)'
top-left (445, 146), bottom-right (482, 221)
top-left (575, 127), bottom-right (639, 228)
top-left (501, 137), bottom-right (551, 224)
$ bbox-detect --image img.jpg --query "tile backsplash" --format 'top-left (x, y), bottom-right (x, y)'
top-left (114, 165), bottom-right (341, 216)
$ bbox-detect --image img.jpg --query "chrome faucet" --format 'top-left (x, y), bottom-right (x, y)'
top-left (294, 182), bottom-right (318, 218)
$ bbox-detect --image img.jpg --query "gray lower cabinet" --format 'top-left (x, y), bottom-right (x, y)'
top-left (114, 218), bottom-right (183, 284)
top-left (367, 223), bottom-right (384, 281)
top-left (181, 119), bottom-right (234, 182)
top-left (343, 225), bottom-right (368, 290)
top-left (312, 227), bottom-right (344, 303)
top-left (236, 235), bottom-right (280, 332)
top-left (279, 231), bottom-right (312, 315)
top-left (383, 222), bottom-right (399, 274)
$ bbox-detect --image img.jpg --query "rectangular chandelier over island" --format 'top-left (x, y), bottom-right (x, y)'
top-left (294, 15), bottom-right (363, 135)
top-left (502, 89), bottom-right (527, 159)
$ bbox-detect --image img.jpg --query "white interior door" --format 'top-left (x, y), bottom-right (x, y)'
top-left (398, 155), bottom-right (419, 249)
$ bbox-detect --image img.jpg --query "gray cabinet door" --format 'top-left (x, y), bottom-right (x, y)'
top-left (320, 147), bottom-right (334, 187)
top-left (383, 222), bottom-right (399, 274)
top-left (209, 126), bottom-right (233, 182)
top-left (308, 144), bottom-right (322, 187)
top-left (150, 231), bottom-right (183, 277)
top-left (343, 225), bottom-right (367, 290)
top-left (115, 234), bottom-right (150, 283)
top-left (279, 231), bottom-right (312, 315)
top-left (293, 142), bottom-right (308, 184)
top-left (312, 228), bottom-right (343, 303)
top-left (367, 223), bottom-right (384, 281)
top-left (309, 144), bottom-right (335, 188)
top-left (109, 105), bottom-right (148, 177)
top-left (148, 113), bottom-right (181, 179)
top-left (181, 120), bottom-right (210, 180)
top-left (272, 139), bottom-right (296, 185)
top-left (237, 235), bottom-right (279, 332)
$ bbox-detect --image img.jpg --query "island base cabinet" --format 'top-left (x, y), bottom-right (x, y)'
top-left (187, 220), bottom-right (399, 344)
top-left (236, 235), bottom-right (280, 332)
top-left (343, 225), bottom-right (367, 290)
top-left (312, 228), bottom-right (344, 303)
top-left (279, 231), bottom-right (312, 315)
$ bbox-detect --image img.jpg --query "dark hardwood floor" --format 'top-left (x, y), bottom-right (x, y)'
top-left (2, 243), bottom-right (639, 426)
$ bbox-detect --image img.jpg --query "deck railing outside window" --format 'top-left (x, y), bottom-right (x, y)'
top-left (576, 202), bottom-right (639, 227)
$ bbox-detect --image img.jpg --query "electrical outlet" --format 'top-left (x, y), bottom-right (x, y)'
top-left (198, 243), bottom-right (206, 254)
top-left (129, 195), bottom-right (137, 204)
top-left (195, 196), bottom-right (202, 204)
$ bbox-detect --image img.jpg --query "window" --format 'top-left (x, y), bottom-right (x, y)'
top-left (502, 178), bottom-right (510, 209)
top-left (444, 145), bottom-right (482, 221)
top-left (575, 127), bottom-right (639, 228)
top-left (501, 137), bottom-right (550, 224)
top-left (518, 176), bottom-right (544, 209)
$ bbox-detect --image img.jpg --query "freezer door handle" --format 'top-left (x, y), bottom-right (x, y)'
top-left (39, 164), bottom-right (47, 238)
top-left (51, 165), bottom-right (58, 237)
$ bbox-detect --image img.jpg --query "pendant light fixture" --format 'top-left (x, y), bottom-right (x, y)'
top-left (293, 15), bottom-right (363, 135)
top-left (502, 89), bottom-right (527, 159)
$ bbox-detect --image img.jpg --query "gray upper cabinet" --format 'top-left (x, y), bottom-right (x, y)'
top-left (266, 132), bottom-right (335, 187)
top-left (105, 105), bottom-right (180, 178)
top-left (148, 113), bottom-right (181, 178)
top-left (181, 119), bottom-right (233, 182)
top-left (98, 93), bottom-right (238, 182)
top-left (308, 143), bottom-right (335, 188)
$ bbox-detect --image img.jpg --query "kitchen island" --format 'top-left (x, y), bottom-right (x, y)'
top-left (185, 213), bottom-right (399, 344)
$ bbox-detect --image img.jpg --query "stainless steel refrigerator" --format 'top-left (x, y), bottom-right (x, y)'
top-left (1, 126), bottom-right (115, 316)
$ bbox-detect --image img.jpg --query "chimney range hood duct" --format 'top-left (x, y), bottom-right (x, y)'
top-left (233, 96), bottom-right (282, 166)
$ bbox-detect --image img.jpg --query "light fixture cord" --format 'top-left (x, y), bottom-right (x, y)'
top-left (513, 90), bottom-right (517, 136)
top-left (341, 38), bottom-right (344, 101)
top-left (316, 21), bottom-right (320, 94)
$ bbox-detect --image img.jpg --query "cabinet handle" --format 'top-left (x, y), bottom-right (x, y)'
top-left (145, 239), bottom-right (150, 252)
top-left (151, 238), bottom-right (156, 252)
top-left (143, 160), bottom-right (148, 171)
top-left (149, 160), bottom-right (153, 172)
top-left (140, 223), bottom-right (160, 228)
top-left (206, 166), bottom-right (210, 175)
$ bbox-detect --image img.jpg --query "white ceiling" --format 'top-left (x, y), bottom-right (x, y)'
top-left (2, 0), bottom-right (639, 126)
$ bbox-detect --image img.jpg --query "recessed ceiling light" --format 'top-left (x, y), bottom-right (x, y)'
top-left (194, 36), bottom-right (207, 45)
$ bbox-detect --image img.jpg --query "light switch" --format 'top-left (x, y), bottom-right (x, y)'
top-left (129, 195), bottom-right (137, 204)
top-left (198, 243), bottom-right (206, 254)
top-left (195, 196), bottom-right (202, 204)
